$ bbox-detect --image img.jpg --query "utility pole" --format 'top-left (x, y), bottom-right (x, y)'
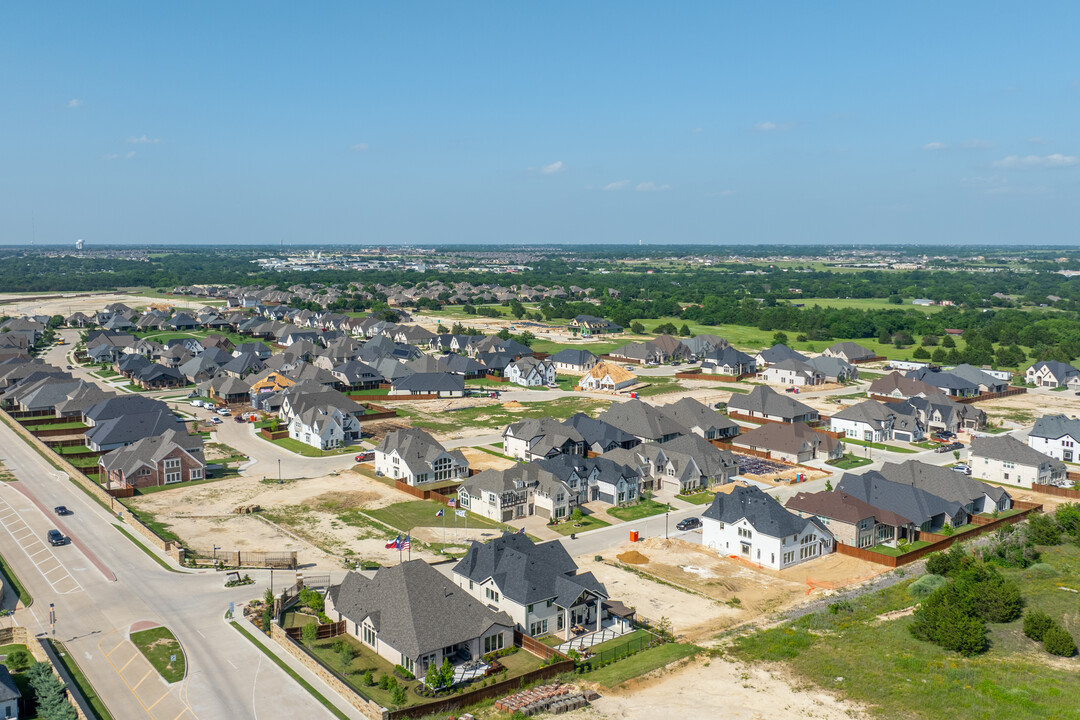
top-left (278, 458), bottom-right (282, 484)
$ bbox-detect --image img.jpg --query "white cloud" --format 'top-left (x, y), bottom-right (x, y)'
top-left (922, 142), bottom-right (947, 150)
top-left (126, 135), bottom-right (162, 144)
top-left (691, 127), bottom-right (703, 134)
top-left (67, 99), bottom-right (82, 108)
top-left (125, 151), bottom-right (136, 159)
top-left (539, 161), bottom-right (564, 175)
top-left (992, 153), bottom-right (1078, 169)
top-left (602, 180), bottom-right (630, 191)
top-left (102, 153), bottom-right (118, 160)
top-left (350, 143), bottom-right (369, 152)
top-left (636, 182), bottom-right (670, 192)
top-left (754, 121), bottom-right (792, 132)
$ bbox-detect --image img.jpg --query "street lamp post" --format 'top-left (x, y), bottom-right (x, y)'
top-left (278, 458), bottom-right (282, 485)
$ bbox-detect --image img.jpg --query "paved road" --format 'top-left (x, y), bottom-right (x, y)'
top-left (0, 418), bottom-right (368, 720)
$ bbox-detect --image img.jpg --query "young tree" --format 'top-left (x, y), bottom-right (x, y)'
top-left (1023, 610), bottom-right (1054, 641)
top-left (772, 331), bottom-right (788, 345)
top-left (425, 660), bottom-right (443, 689)
top-left (931, 348), bottom-right (948, 363)
top-left (3, 648), bottom-right (32, 672)
top-left (630, 321), bottom-right (645, 334)
top-left (339, 643), bottom-right (355, 674)
top-left (28, 662), bottom-right (77, 720)
top-left (301, 621), bottom-right (317, 647)
top-left (943, 335), bottom-right (956, 348)
top-left (679, 324), bottom-right (692, 337)
top-left (912, 347), bottom-right (930, 359)
top-left (1043, 622), bottom-right (1077, 657)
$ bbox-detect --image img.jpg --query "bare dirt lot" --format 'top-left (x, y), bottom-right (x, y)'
top-left (587, 538), bottom-right (887, 639)
top-left (979, 391), bottom-right (1080, 428)
top-left (459, 447), bottom-right (516, 471)
top-left (127, 466), bottom-right (449, 568)
top-left (572, 655), bottom-right (864, 720)
top-left (0, 291), bottom-right (209, 317)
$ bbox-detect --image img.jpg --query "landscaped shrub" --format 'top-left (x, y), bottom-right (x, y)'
top-left (390, 684), bottom-right (408, 705)
top-left (28, 661), bottom-right (77, 720)
top-left (362, 669), bottom-right (374, 686)
top-left (3, 648), bottom-right (32, 673)
top-left (956, 565), bottom-right (1023, 624)
top-left (1043, 623), bottom-right (1078, 657)
top-left (393, 664), bottom-right (414, 680)
top-left (378, 674), bottom-right (396, 691)
top-left (300, 621), bottom-right (317, 646)
top-left (1022, 610), bottom-right (1054, 641)
top-left (907, 574), bottom-right (947, 599)
top-left (299, 588), bottom-right (325, 613)
top-left (925, 543), bottom-right (966, 577)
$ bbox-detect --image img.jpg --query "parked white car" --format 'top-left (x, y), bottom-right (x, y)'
top-left (208, 417), bottom-right (223, 425)
top-left (190, 400), bottom-right (203, 408)
top-left (216, 408), bottom-right (231, 416)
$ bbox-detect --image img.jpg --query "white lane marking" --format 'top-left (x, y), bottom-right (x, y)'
top-left (0, 494), bottom-right (83, 595)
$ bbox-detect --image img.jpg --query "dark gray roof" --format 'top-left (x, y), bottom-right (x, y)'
top-left (562, 413), bottom-right (639, 453)
top-left (658, 397), bottom-right (739, 436)
top-left (0, 665), bottom-right (21, 703)
top-left (1030, 414), bottom-right (1080, 441)
top-left (836, 470), bottom-right (963, 527)
top-left (702, 483), bottom-right (822, 538)
top-left (877, 460), bottom-right (1009, 505)
top-left (757, 343), bottom-right (807, 364)
top-left (971, 435), bottom-right (1065, 469)
top-left (453, 532), bottom-right (608, 607)
top-left (329, 561), bottom-right (512, 658)
top-left (824, 341), bottom-right (875, 360)
top-left (907, 368), bottom-right (979, 393)
top-left (726, 385), bottom-right (816, 420)
top-left (86, 407), bottom-right (186, 449)
top-left (549, 348), bottom-right (598, 366)
top-left (597, 399), bottom-right (685, 441)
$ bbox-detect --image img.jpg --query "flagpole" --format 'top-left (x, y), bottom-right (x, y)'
top-left (408, 529), bottom-right (412, 561)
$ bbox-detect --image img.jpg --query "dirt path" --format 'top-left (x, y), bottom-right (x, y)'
top-left (570, 656), bottom-right (865, 720)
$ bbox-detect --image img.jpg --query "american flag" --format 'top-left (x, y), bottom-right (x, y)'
top-left (447, 499), bottom-right (457, 508)
top-left (402, 535), bottom-right (411, 550)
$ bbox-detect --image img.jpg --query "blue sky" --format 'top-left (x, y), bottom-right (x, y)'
top-left (2, 2), bottom-right (1079, 246)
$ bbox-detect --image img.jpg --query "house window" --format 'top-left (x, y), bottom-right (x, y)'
top-left (527, 603), bottom-right (534, 614)
top-left (416, 473), bottom-right (428, 484)
top-left (738, 527), bottom-right (752, 539)
top-left (164, 471), bottom-right (182, 484)
top-left (363, 625), bottom-right (376, 646)
top-left (163, 458), bottom-right (181, 470)
top-left (485, 587), bottom-right (500, 603)
top-left (189, 468), bottom-right (203, 481)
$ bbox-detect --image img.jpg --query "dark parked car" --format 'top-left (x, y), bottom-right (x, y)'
top-left (233, 415), bottom-right (247, 423)
top-left (676, 517), bottom-right (702, 532)
top-left (354, 451), bottom-right (375, 462)
top-left (47, 529), bottom-right (66, 546)
top-left (54, 506), bottom-right (72, 516)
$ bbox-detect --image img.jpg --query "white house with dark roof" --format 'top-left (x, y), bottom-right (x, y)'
top-left (971, 435), bottom-right (1067, 488)
top-left (701, 482), bottom-right (834, 570)
top-left (327, 560), bottom-right (514, 679)
top-left (453, 533), bottom-right (623, 640)
top-left (822, 341), bottom-right (877, 363)
top-left (505, 357), bottom-right (556, 387)
top-left (759, 357), bottom-right (824, 386)
top-left (726, 385), bottom-right (819, 424)
top-left (1025, 361), bottom-right (1079, 388)
top-left (503, 417), bottom-right (585, 461)
top-left (374, 427), bottom-right (469, 485)
top-left (1028, 414), bottom-right (1080, 462)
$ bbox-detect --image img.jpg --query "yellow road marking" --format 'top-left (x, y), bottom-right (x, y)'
top-left (132, 669), bottom-right (153, 690)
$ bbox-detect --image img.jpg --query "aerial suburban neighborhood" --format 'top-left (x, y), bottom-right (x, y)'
top-left (3, 5), bottom-right (1079, 720)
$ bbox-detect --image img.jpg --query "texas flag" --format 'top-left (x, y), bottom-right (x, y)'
top-left (385, 535), bottom-right (401, 549)
top-left (436, 509), bottom-right (444, 517)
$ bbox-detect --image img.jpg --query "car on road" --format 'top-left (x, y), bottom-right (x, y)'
top-left (66, 364), bottom-right (74, 370)
top-left (936, 441), bottom-right (964, 453)
top-left (190, 399), bottom-right (203, 407)
top-left (216, 408), bottom-right (231, 416)
top-left (208, 416), bottom-right (223, 425)
top-left (354, 451), bottom-right (375, 462)
top-left (47, 529), bottom-right (67, 546)
top-left (676, 517), bottom-right (702, 531)
top-left (233, 415), bottom-right (246, 423)
top-left (54, 506), bottom-right (72, 516)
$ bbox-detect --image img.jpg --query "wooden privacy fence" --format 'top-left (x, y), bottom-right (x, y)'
top-left (284, 620), bottom-right (346, 641)
top-left (834, 502), bottom-right (1043, 568)
top-left (393, 479), bottom-right (461, 504)
top-left (1032, 482), bottom-right (1080, 499)
top-left (674, 371), bottom-right (748, 382)
top-left (850, 355), bottom-right (887, 364)
top-left (957, 386), bottom-right (1027, 404)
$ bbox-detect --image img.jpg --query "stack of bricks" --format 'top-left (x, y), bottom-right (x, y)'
top-left (494, 683), bottom-right (588, 716)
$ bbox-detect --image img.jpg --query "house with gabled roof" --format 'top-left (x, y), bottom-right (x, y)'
top-left (503, 417), bottom-right (585, 462)
top-left (733, 421), bottom-right (843, 464)
top-left (99, 427), bottom-right (205, 489)
top-left (1028, 414), bottom-right (1080, 462)
top-left (877, 460), bottom-right (1011, 516)
top-left (697, 346), bottom-right (756, 376)
top-left (506, 357), bottom-right (556, 387)
top-left (754, 343), bottom-right (807, 368)
top-left (578, 361), bottom-right (637, 392)
top-left (726, 385), bottom-right (818, 423)
top-left (759, 357), bottom-right (824, 386)
top-left (458, 463), bottom-right (577, 522)
top-left (597, 399), bottom-right (684, 443)
top-left (970, 435), bottom-right (1066, 489)
top-left (786, 490), bottom-right (912, 549)
top-left (549, 348), bottom-right (598, 373)
top-left (702, 482), bottom-right (834, 570)
top-left (657, 397), bottom-right (739, 440)
top-left (1025, 361), bottom-right (1079, 388)
top-left (562, 413), bottom-right (640, 455)
top-left (453, 533), bottom-right (623, 640)
top-left (836, 470), bottom-right (967, 533)
top-left (822, 342), bottom-right (877, 363)
top-left (374, 428), bottom-right (469, 486)
top-left (327, 560), bottom-right (514, 679)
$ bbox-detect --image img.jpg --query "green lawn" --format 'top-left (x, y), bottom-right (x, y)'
top-left (676, 491), bottom-right (716, 505)
top-left (826, 453), bottom-right (874, 470)
top-left (867, 540), bottom-right (932, 556)
top-left (49, 640), bottom-right (116, 720)
top-left (267, 436), bottom-right (366, 457)
top-left (24, 421), bottom-right (87, 432)
top-left (130, 627), bottom-right (186, 683)
top-left (0, 551), bottom-right (32, 606)
top-left (549, 513), bottom-right (611, 536)
top-left (119, 504), bottom-right (182, 545)
top-left (585, 643), bottom-right (701, 687)
top-left (366, 500), bottom-right (512, 533)
top-left (842, 437), bottom-right (918, 453)
top-left (607, 499), bottom-right (672, 522)
top-left (407, 396), bottom-right (611, 434)
top-left (632, 377), bottom-right (682, 397)
top-left (306, 632), bottom-right (422, 709)
top-left (731, 546), bottom-right (1080, 720)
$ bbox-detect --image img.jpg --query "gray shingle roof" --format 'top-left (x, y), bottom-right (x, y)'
top-left (877, 460), bottom-right (1009, 505)
top-left (726, 385), bottom-right (816, 421)
top-left (836, 470), bottom-right (963, 527)
top-left (453, 532), bottom-right (608, 607)
top-left (1029, 414), bottom-right (1080, 441)
top-left (702, 483), bottom-right (821, 538)
top-left (658, 397), bottom-right (739, 437)
top-left (329, 561), bottom-right (512, 658)
top-left (971, 435), bottom-right (1065, 469)
top-left (597, 399), bottom-right (686, 441)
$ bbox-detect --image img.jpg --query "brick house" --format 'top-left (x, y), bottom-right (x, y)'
top-left (98, 428), bottom-right (206, 489)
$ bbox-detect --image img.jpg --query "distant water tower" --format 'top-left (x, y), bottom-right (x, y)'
top-left (75, 238), bottom-right (85, 250)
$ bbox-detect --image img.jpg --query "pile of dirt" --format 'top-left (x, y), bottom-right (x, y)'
top-left (617, 550), bottom-right (650, 565)
top-left (502, 401), bottom-right (525, 409)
